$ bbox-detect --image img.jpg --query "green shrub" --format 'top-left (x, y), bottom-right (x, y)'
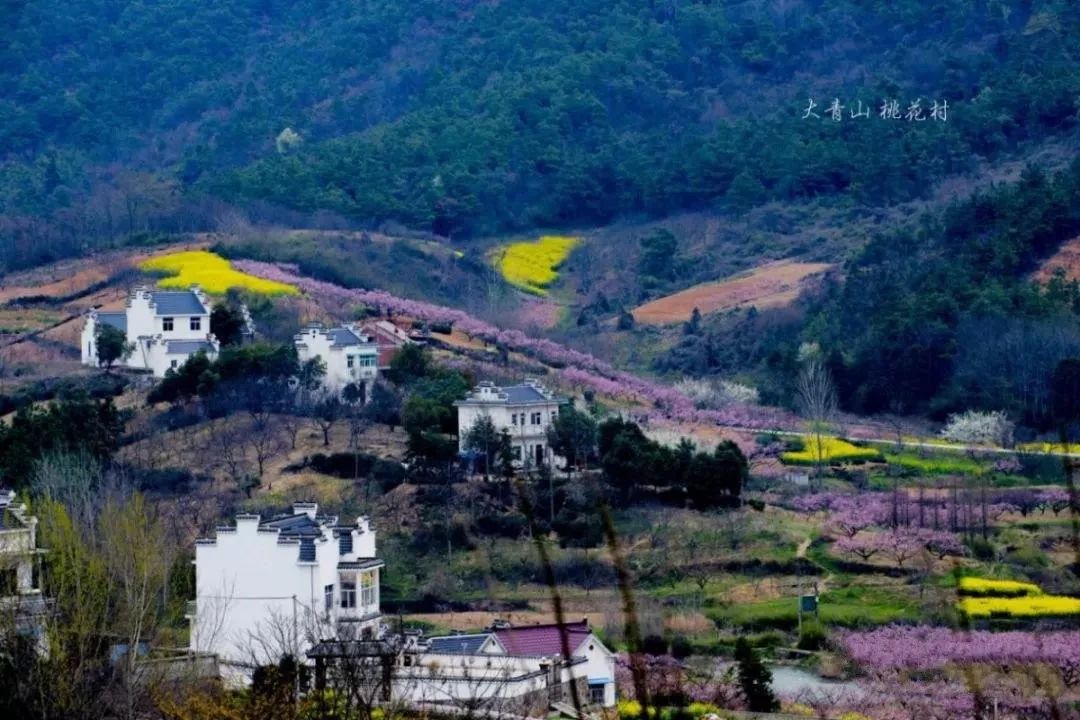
top-left (797, 620), bottom-right (827, 651)
top-left (670, 635), bottom-right (694, 660)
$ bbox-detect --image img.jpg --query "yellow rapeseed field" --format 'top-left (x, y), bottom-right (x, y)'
top-left (957, 595), bottom-right (1080, 618)
top-left (1018, 441), bottom-right (1078, 454)
top-left (494, 235), bottom-right (579, 296)
top-left (957, 577), bottom-right (1043, 597)
top-left (780, 436), bottom-right (882, 465)
top-left (139, 250), bottom-right (298, 296)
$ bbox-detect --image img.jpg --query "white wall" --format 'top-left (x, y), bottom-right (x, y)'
top-left (393, 653), bottom-right (585, 707)
top-left (295, 326), bottom-right (379, 395)
top-left (574, 636), bottom-right (616, 706)
top-left (457, 400), bottom-right (563, 467)
top-left (191, 509), bottom-right (381, 674)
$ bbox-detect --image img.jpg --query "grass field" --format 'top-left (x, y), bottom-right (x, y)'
top-left (632, 260), bottom-right (832, 324)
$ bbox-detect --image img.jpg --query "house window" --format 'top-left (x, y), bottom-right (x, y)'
top-left (531, 412), bottom-right (541, 425)
top-left (339, 532), bottom-right (353, 555)
top-left (0, 567), bottom-right (17, 595)
top-left (162, 317), bottom-right (174, 332)
top-left (589, 684), bottom-right (606, 705)
top-left (170, 359), bottom-right (179, 369)
top-left (324, 584), bottom-right (334, 610)
top-left (361, 356), bottom-right (376, 367)
top-left (340, 581), bottom-right (356, 609)
top-left (360, 571), bottom-right (376, 607)
top-left (190, 317), bottom-right (201, 331)
top-left (511, 413), bottom-right (517, 426)
top-left (347, 355), bottom-right (355, 369)
top-left (511, 445), bottom-right (522, 460)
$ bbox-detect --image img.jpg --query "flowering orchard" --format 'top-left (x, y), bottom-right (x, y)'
top-left (234, 259), bottom-right (794, 428)
top-left (838, 626), bottom-right (1080, 718)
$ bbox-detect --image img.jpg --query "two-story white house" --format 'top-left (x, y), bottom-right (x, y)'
top-left (454, 379), bottom-right (567, 468)
top-left (295, 323), bottom-right (379, 399)
top-left (189, 502), bottom-right (383, 681)
top-left (81, 285), bottom-right (219, 377)
top-left (0, 490), bottom-right (50, 650)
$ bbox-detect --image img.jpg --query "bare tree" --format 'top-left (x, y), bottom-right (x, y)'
top-left (247, 413), bottom-right (288, 480)
top-left (209, 417), bottom-right (253, 487)
top-left (311, 391), bottom-right (345, 447)
top-left (795, 354), bottom-right (838, 486)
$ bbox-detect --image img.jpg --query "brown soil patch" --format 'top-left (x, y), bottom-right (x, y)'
top-left (1033, 235), bottom-right (1080, 283)
top-left (431, 328), bottom-right (491, 352)
top-left (664, 612), bottom-right (714, 635)
top-left (722, 576), bottom-right (790, 604)
top-left (632, 260), bottom-right (833, 324)
top-left (0, 265), bottom-right (116, 304)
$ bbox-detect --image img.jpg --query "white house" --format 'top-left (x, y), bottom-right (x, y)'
top-left (425, 620), bottom-right (616, 707)
top-left (295, 323), bottom-right (379, 399)
top-left (0, 490), bottom-right (50, 650)
top-left (454, 379), bottom-right (567, 468)
top-left (189, 502), bottom-right (383, 681)
top-left (81, 285), bottom-right (219, 377)
top-left (307, 620), bottom-right (615, 715)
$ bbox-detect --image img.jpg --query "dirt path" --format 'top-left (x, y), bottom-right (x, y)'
top-left (796, 536), bottom-right (833, 594)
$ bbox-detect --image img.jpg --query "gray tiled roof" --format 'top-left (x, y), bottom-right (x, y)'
top-left (166, 340), bottom-right (214, 355)
top-left (502, 385), bottom-right (550, 403)
top-left (329, 327), bottom-right (365, 347)
top-left (261, 514), bottom-right (325, 538)
top-left (98, 312), bottom-right (127, 333)
top-left (427, 634), bottom-right (493, 654)
top-left (337, 559), bottom-right (385, 570)
top-left (151, 291), bottom-right (207, 316)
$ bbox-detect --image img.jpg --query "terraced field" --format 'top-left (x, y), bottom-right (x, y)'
top-left (632, 260), bottom-right (833, 324)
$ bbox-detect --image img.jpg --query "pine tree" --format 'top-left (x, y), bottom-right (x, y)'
top-left (734, 637), bottom-right (778, 712)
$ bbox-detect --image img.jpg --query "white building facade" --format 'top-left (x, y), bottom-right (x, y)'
top-left (308, 621), bottom-right (614, 716)
top-left (189, 502), bottom-right (383, 680)
top-left (0, 490), bottom-right (50, 648)
top-left (425, 621), bottom-right (616, 707)
top-left (454, 379), bottom-right (567, 468)
top-left (81, 286), bottom-right (219, 377)
top-left (295, 324), bottom-right (379, 399)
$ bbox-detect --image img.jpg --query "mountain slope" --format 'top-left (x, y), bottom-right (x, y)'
top-left (1, 0), bottom-right (1077, 250)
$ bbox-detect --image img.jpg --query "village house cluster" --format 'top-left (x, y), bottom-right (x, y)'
top-left (189, 502), bottom-right (616, 714)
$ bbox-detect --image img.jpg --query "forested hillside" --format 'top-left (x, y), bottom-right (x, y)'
top-left (659, 161), bottom-right (1080, 424)
top-left (1, 0), bottom-right (1077, 265)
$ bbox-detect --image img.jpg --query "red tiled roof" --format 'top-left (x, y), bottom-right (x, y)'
top-left (493, 621), bottom-right (592, 657)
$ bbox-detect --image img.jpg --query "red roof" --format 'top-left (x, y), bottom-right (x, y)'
top-left (493, 620), bottom-right (592, 657)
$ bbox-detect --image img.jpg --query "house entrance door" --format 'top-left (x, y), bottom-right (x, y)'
top-left (535, 445), bottom-right (544, 466)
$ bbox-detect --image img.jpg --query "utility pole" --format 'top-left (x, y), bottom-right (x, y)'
top-left (293, 594), bottom-right (300, 708)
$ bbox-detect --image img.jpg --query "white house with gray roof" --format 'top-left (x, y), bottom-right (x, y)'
top-left (295, 323), bottom-right (378, 399)
top-left (189, 502), bottom-right (383, 682)
top-left (454, 379), bottom-right (567, 468)
top-left (81, 285), bottom-right (220, 377)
